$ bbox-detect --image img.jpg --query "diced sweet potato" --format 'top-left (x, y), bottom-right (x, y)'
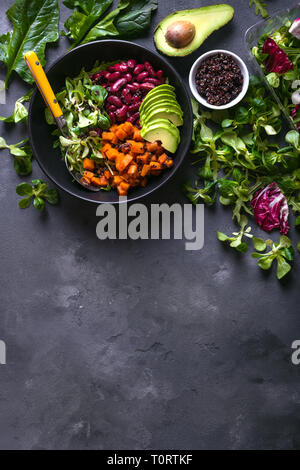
top-left (128, 140), bottom-right (144, 154)
top-left (83, 158), bottom-right (95, 170)
top-left (116, 154), bottom-right (133, 172)
top-left (158, 153), bottom-right (168, 165)
top-left (141, 164), bottom-right (150, 177)
top-left (102, 132), bottom-right (118, 144)
top-left (127, 164), bottom-right (138, 177)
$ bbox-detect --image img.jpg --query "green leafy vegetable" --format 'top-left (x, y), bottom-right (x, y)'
top-left (0, 0), bottom-right (59, 88)
top-left (0, 137), bottom-right (32, 175)
top-left (217, 215), bottom-right (253, 253)
top-left (16, 179), bottom-right (59, 210)
top-left (0, 89), bottom-right (32, 123)
top-left (252, 236), bottom-right (294, 280)
top-left (78, 0), bottom-right (158, 45)
top-left (63, 0), bottom-right (113, 48)
top-left (249, 0), bottom-right (269, 19)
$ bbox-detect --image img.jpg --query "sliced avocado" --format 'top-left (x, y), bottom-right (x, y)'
top-left (140, 89), bottom-right (176, 110)
top-left (141, 101), bottom-right (183, 118)
top-left (142, 106), bottom-right (183, 127)
top-left (141, 119), bottom-right (180, 153)
top-left (154, 4), bottom-right (234, 57)
top-left (140, 93), bottom-right (178, 114)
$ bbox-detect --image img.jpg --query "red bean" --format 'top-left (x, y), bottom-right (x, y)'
top-left (114, 63), bottom-right (128, 73)
top-left (128, 102), bottom-right (140, 114)
top-left (136, 71), bottom-right (149, 82)
top-left (116, 105), bottom-right (128, 121)
top-left (107, 105), bottom-right (117, 112)
top-left (107, 66), bottom-right (116, 72)
top-left (101, 83), bottom-right (108, 88)
top-left (108, 71), bottom-right (121, 82)
top-left (109, 112), bottom-right (116, 124)
top-left (139, 83), bottom-right (156, 91)
top-left (127, 59), bottom-right (137, 70)
top-left (133, 64), bottom-right (145, 75)
top-left (144, 62), bottom-right (156, 78)
top-left (132, 82), bottom-right (140, 88)
top-left (126, 83), bottom-right (139, 93)
top-left (102, 70), bottom-right (111, 79)
top-left (122, 88), bottom-right (132, 104)
top-left (132, 95), bottom-right (142, 105)
top-left (107, 95), bottom-right (123, 108)
top-left (128, 112), bottom-right (139, 123)
top-left (144, 78), bottom-right (160, 86)
top-left (111, 78), bottom-right (127, 93)
top-left (123, 73), bottom-right (133, 82)
top-left (156, 70), bottom-right (164, 81)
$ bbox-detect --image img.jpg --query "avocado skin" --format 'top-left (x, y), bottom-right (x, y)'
top-left (154, 4), bottom-right (235, 57)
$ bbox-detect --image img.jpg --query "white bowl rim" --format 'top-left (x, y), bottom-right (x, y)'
top-left (189, 49), bottom-right (250, 110)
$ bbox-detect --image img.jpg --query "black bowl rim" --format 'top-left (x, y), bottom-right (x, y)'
top-left (28, 39), bottom-right (193, 204)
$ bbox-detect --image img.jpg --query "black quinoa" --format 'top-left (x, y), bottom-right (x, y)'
top-left (195, 53), bottom-right (243, 106)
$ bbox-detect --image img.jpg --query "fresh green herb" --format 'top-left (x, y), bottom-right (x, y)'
top-left (16, 179), bottom-right (59, 210)
top-left (0, 0), bottom-right (59, 88)
top-left (0, 89), bottom-right (32, 124)
top-left (217, 215), bottom-right (253, 253)
top-left (0, 137), bottom-right (32, 175)
top-left (249, 0), bottom-right (269, 19)
top-left (64, 0), bottom-right (158, 47)
top-left (252, 235), bottom-right (294, 280)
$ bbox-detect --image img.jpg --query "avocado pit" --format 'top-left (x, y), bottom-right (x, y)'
top-left (165, 21), bottom-right (196, 49)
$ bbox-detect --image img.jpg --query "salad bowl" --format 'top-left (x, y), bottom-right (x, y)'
top-left (28, 40), bottom-right (193, 204)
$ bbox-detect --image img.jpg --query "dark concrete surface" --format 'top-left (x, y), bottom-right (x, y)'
top-left (0, 0), bottom-right (300, 450)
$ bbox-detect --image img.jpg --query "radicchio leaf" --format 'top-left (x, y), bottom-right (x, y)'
top-left (250, 182), bottom-right (290, 235)
top-left (289, 17), bottom-right (300, 40)
top-left (262, 38), bottom-right (294, 74)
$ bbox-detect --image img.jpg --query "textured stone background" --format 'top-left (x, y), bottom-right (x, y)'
top-left (0, 0), bottom-right (300, 450)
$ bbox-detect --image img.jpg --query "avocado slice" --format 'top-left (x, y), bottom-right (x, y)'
top-left (154, 4), bottom-right (234, 57)
top-left (140, 93), bottom-right (178, 115)
top-left (141, 106), bottom-right (183, 127)
top-left (141, 119), bottom-right (180, 153)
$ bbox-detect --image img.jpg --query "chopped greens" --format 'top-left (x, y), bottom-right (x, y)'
top-left (0, 89), bottom-right (32, 124)
top-left (46, 66), bottom-right (111, 182)
top-left (249, 0), bottom-right (269, 19)
top-left (0, 137), bottom-right (32, 176)
top-left (252, 235), bottom-right (294, 280)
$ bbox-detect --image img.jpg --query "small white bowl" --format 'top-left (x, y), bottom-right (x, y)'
top-left (189, 49), bottom-right (249, 110)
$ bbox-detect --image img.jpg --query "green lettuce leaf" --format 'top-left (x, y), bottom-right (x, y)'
top-left (0, 89), bottom-right (32, 123)
top-left (0, 0), bottom-right (59, 88)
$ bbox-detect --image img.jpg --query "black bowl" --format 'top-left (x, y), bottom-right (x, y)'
top-left (28, 40), bottom-right (193, 204)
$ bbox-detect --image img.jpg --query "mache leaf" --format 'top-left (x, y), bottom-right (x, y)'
top-left (0, 0), bottom-right (59, 88)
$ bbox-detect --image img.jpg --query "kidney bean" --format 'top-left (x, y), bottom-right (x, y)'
top-left (156, 70), bottom-right (164, 81)
top-left (128, 112), bottom-right (139, 124)
top-left (136, 71), bottom-right (149, 82)
top-left (144, 78), bottom-right (160, 86)
top-left (144, 62), bottom-right (156, 78)
top-left (132, 82), bottom-right (140, 88)
top-left (132, 95), bottom-right (142, 105)
top-left (109, 112), bottom-right (116, 124)
top-left (107, 66), bottom-right (116, 73)
top-left (101, 83), bottom-right (108, 88)
top-left (128, 102), bottom-right (141, 114)
top-left (116, 105), bottom-right (128, 121)
top-left (123, 73), bottom-right (133, 82)
top-left (127, 59), bottom-right (137, 70)
top-left (114, 63), bottom-right (128, 73)
top-left (107, 95), bottom-right (123, 108)
top-left (108, 71), bottom-right (121, 82)
top-left (122, 88), bottom-right (132, 104)
top-left (111, 78), bottom-right (127, 93)
top-left (133, 64), bottom-right (145, 75)
top-left (107, 105), bottom-right (117, 112)
top-left (102, 70), bottom-right (111, 80)
top-left (126, 83), bottom-right (139, 93)
top-left (139, 82), bottom-right (156, 91)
